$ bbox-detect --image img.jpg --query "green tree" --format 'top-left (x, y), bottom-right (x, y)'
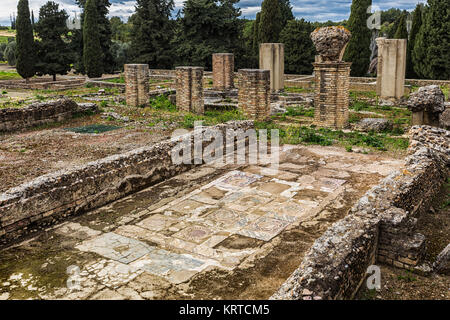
top-left (130, 0), bottom-right (175, 69)
top-left (110, 16), bottom-right (131, 42)
top-left (35, 1), bottom-right (74, 81)
top-left (4, 41), bottom-right (16, 66)
top-left (174, 0), bottom-right (241, 69)
top-left (393, 12), bottom-right (408, 39)
top-left (406, 4), bottom-right (423, 78)
top-left (280, 19), bottom-right (316, 74)
top-left (15, 0), bottom-right (36, 81)
top-left (83, 0), bottom-right (103, 78)
top-left (343, 0), bottom-right (372, 76)
top-left (413, 0), bottom-right (449, 80)
top-left (259, 0), bottom-right (283, 43)
top-left (279, 0), bottom-right (294, 28)
top-left (75, 0), bottom-right (115, 74)
top-left (252, 12), bottom-right (261, 54)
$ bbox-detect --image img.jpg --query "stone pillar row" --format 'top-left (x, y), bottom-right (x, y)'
top-left (124, 64), bottom-right (149, 107)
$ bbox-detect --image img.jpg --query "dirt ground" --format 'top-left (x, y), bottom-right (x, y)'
top-left (357, 180), bottom-right (450, 300)
top-left (0, 113), bottom-right (172, 192)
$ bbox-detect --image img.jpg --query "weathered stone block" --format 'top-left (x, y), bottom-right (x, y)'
top-left (259, 43), bottom-right (284, 92)
top-left (175, 66), bottom-right (204, 114)
top-left (125, 64), bottom-right (149, 107)
top-left (238, 69), bottom-right (270, 121)
top-left (212, 53), bottom-right (234, 90)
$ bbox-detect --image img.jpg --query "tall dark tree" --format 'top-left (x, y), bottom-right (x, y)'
top-left (31, 10), bottom-right (35, 30)
top-left (83, 0), bottom-right (103, 78)
top-left (15, 0), bottom-right (36, 81)
top-left (406, 4), bottom-right (423, 78)
top-left (75, 0), bottom-right (115, 74)
top-left (174, 0), bottom-right (241, 69)
top-left (413, 0), bottom-right (449, 80)
top-left (130, 0), bottom-right (174, 69)
top-left (280, 19), bottom-right (316, 74)
top-left (393, 11), bottom-right (408, 39)
top-left (343, 0), bottom-right (372, 76)
top-left (259, 0), bottom-right (283, 43)
top-left (35, 1), bottom-right (74, 81)
top-left (279, 0), bottom-right (294, 28)
top-left (252, 12), bottom-right (261, 54)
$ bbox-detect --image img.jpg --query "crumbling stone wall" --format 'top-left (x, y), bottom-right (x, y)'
top-left (0, 99), bottom-right (98, 133)
top-left (212, 53), bottom-right (234, 91)
top-left (272, 126), bottom-right (449, 300)
top-left (238, 69), bottom-right (271, 121)
top-left (175, 66), bottom-right (204, 114)
top-left (125, 64), bottom-right (150, 107)
top-left (0, 121), bottom-right (254, 246)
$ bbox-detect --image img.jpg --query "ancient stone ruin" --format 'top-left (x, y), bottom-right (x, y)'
top-left (259, 43), bottom-right (285, 92)
top-left (175, 66), bottom-right (204, 114)
top-left (237, 69), bottom-right (271, 121)
top-left (310, 26), bottom-right (351, 129)
top-left (124, 64), bottom-right (150, 107)
top-left (407, 85), bottom-right (446, 127)
top-left (212, 53), bottom-right (235, 91)
top-left (376, 38), bottom-right (407, 101)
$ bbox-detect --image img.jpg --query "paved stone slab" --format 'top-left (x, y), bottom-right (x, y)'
top-left (237, 216), bottom-right (291, 241)
top-left (76, 232), bottom-right (153, 264)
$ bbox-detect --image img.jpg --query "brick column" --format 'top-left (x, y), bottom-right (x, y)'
top-left (175, 67), bottom-right (204, 114)
top-left (124, 64), bottom-right (149, 107)
top-left (212, 53), bottom-right (234, 90)
top-left (238, 69), bottom-right (270, 121)
top-left (376, 38), bottom-right (407, 100)
top-left (313, 62), bottom-right (351, 129)
top-left (259, 43), bottom-right (284, 92)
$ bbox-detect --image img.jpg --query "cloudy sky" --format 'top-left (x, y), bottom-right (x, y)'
top-left (1, 0), bottom-right (426, 26)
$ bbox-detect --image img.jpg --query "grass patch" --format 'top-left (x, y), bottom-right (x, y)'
top-left (0, 71), bottom-right (21, 80)
top-left (284, 86), bottom-right (314, 93)
top-left (285, 106), bottom-right (314, 117)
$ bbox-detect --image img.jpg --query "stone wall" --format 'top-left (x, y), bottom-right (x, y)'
top-left (212, 53), bottom-right (234, 91)
top-left (175, 67), bottom-right (204, 114)
top-left (125, 64), bottom-right (150, 107)
top-left (313, 62), bottom-right (351, 129)
top-left (0, 99), bottom-right (98, 133)
top-left (0, 121), bottom-right (254, 246)
top-left (238, 69), bottom-right (271, 121)
top-left (272, 126), bottom-right (449, 300)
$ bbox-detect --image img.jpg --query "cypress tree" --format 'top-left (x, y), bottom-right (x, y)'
top-left (279, 0), bottom-right (294, 28)
top-left (35, 1), bottom-right (74, 81)
top-left (15, 0), bottom-right (36, 81)
top-left (343, 0), bottom-right (372, 76)
top-left (83, 0), bottom-right (103, 78)
top-left (130, 0), bottom-right (174, 69)
top-left (406, 4), bottom-right (423, 79)
top-left (252, 12), bottom-right (261, 54)
top-left (393, 12), bottom-right (408, 39)
top-left (31, 10), bottom-right (35, 30)
top-left (413, 0), bottom-right (449, 80)
top-left (259, 0), bottom-right (283, 43)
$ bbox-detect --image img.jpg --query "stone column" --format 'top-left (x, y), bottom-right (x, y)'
top-left (212, 53), bottom-right (234, 90)
top-left (376, 38), bottom-right (407, 100)
top-left (124, 64), bottom-right (149, 107)
top-left (259, 43), bottom-right (284, 92)
top-left (238, 69), bottom-right (270, 121)
top-left (175, 66), bottom-right (204, 114)
top-left (313, 62), bottom-right (351, 129)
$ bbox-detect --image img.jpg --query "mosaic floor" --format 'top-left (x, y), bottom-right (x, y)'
top-left (0, 145), bottom-right (404, 300)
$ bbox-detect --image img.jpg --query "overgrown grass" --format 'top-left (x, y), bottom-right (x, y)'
top-left (284, 86), bottom-right (314, 93)
top-left (0, 71), bottom-right (21, 80)
top-left (254, 122), bottom-right (409, 151)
